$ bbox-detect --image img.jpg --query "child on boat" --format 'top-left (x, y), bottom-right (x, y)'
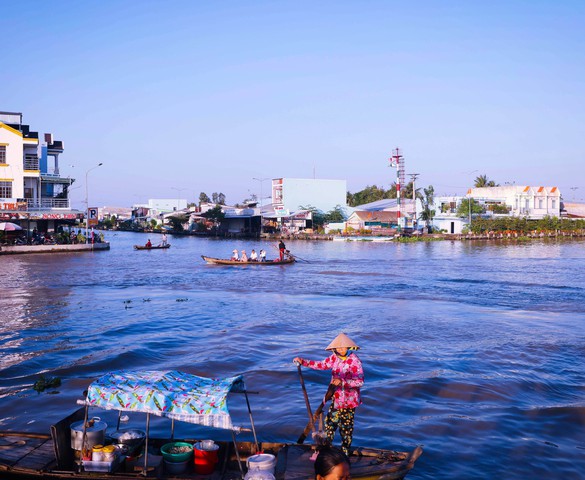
top-left (231, 249), bottom-right (239, 261)
top-left (314, 446), bottom-right (350, 480)
top-left (294, 333), bottom-right (364, 457)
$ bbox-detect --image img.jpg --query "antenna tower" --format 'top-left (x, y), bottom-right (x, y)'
top-left (389, 148), bottom-right (406, 231)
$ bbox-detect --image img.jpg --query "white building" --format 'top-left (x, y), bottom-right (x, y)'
top-left (468, 186), bottom-right (561, 219)
top-left (431, 196), bottom-right (467, 234)
top-left (0, 111), bottom-right (80, 231)
top-left (148, 198), bottom-right (188, 213)
top-left (271, 178), bottom-right (346, 214)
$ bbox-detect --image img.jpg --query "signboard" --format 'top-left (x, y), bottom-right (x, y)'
top-left (274, 208), bottom-right (289, 217)
top-left (87, 207), bottom-right (99, 226)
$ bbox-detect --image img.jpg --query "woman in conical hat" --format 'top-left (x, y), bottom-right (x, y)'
top-left (293, 333), bottom-right (364, 457)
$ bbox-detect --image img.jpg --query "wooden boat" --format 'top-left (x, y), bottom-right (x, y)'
top-left (134, 244), bottom-right (171, 250)
top-left (202, 255), bottom-right (295, 266)
top-left (0, 371), bottom-right (422, 479)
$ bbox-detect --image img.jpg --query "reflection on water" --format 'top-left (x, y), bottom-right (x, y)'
top-left (1, 233), bottom-right (585, 479)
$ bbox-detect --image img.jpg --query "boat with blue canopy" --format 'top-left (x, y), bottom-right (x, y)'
top-left (0, 370), bottom-right (422, 479)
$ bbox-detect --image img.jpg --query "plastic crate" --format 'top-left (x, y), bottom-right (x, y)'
top-left (83, 454), bottom-right (123, 473)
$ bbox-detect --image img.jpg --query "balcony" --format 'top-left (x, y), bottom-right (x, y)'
top-left (26, 198), bottom-right (70, 210)
top-left (24, 156), bottom-right (40, 170)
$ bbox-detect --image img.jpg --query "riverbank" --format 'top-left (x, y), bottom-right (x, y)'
top-left (0, 242), bottom-right (110, 255)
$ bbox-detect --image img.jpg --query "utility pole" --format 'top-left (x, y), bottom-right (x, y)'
top-left (408, 173), bottom-right (419, 230)
top-left (389, 148), bottom-right (406, 233)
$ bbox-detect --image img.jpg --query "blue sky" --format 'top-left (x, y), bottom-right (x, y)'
top-left (2, 1), bottom-right (584, 207)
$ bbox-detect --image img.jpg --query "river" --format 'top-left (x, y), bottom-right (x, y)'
top-left (1, 231), bottom-right (584, 479)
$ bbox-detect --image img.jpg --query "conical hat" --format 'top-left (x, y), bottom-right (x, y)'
top-left (326, 333), bottom-right (359, 351)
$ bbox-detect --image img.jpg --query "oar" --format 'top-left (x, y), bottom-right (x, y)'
top-left (297, 383), bottom-right (336, 444)
top-left (295, 362), bottom-right (314, 429)
top-left (289, 253), bottom-right (310, 263)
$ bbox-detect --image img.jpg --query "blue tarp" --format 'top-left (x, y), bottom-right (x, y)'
top-left (85, 370), bottom-right (245, 430)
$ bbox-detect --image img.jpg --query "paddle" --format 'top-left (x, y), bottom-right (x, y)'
top-left (289, 253), bottom-right (310, 263)
top-left (295, 362), bottom-right (314, 429)
top-left (297, 383), bottom-right (336, 444)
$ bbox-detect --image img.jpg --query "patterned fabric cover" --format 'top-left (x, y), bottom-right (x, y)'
top-left (85, 370), bottom-right (245, 430)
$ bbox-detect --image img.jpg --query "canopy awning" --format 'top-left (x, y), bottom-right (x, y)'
top-left (84, 370), bottom-right (245, 430)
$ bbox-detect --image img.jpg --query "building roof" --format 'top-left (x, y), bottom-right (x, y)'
top-left (353, 198), bottom-right (416, 212)
top-left (349, 211), bottom-right (399, 222)
top-left (562, 202), bottom-right (585, 218)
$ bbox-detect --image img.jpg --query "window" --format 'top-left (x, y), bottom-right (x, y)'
top-left (525, 199), bottom-right (530, 210)
top-left (0, 181), bottom-right (12, 198)
top-left (539, 199), bottom-right (543, 209)
top-left (552, 200), bottom-right (556, 209)
top-left (0, 146), bottom-right (6, 164)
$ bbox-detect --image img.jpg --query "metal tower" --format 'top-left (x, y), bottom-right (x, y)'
top-left (389, 148), bottom-right (406, 231)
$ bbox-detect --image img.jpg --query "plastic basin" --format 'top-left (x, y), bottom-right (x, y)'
top-left (160, 442), bottom-right (193, 463)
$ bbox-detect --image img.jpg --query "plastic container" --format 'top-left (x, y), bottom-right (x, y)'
top-left (164, 458), bottom-right (190, 474)
top-left (102, 445), bottom-right (116, 462)
top-left (193, 441), bottom-right (219, 474)
top-left (91, 445), bottom-right (104, 462)
top-left (160, 442), bottom-right (193, 463)
top-left (246, 454), bottom-right (276, 476)
top-left (83, 454), bottom-right (122, 473)
top-left (245, 466), bottom-right (276, 480)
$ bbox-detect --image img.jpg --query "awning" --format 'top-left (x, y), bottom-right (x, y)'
top-left (84, 370), bottom-right (245, 430)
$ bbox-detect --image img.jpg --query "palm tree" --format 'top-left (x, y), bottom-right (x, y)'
top-left (474, 174), bottom-right (498, 188)
top-left (420, 186), bottom-right (435, 233)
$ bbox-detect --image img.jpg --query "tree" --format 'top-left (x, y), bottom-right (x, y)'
top-left (218, 193), bottom-right (226, 205)
top-left (201, 205), bottom-right (225, 227)
top-left (325, 205), bottom-right (347, 223)
top-left (474, 174), bottom-right (499, 188)
top-left (420, 185), bottom-right (435, 233)
top-left (199, 192), bottom-right (211, 205)
top-left (168, 213), bottom-right (189, 232)
top-left (212, 192), bottom-right (219, 204)
top-left (457, 198), bottom-right (484, 217)
top-left (299, 204), bottom-right (326, 229)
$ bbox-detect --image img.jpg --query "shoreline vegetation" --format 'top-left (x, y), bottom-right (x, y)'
top-left (99, 216), bottom-right (585, 244)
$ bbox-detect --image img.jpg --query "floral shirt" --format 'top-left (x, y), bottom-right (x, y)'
top-left (300, 353), bottom-right (364, 409)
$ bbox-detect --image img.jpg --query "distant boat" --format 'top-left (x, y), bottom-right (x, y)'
top-left (133, 244), bottom-right (171, 250)
top-left (201, 255), bottom-right (295, 266)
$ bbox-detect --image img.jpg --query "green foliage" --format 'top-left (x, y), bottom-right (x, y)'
top-left (474, 174), bottom-right (499, 188)
top-left (199, 192), bottom-right (211, 204)
top-left (33, 375), bottom-right (61, 393)
top-left (457, 198), bottom-right (485, 217)
top-left (346, 182), bottom-right (416, 207)
top-left (201, 205), bottom-right (225, 224)
top-left (168, 213), bottom-right (189, 232)
top-left (420, 185), bottom-right (435, 230)
top-left (467, 216), bottom-right (585, 234)
top-left (325, 205), bottom-right (347, 223)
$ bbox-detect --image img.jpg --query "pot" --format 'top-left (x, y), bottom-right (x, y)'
top-left (70, 417), bottom-right (108, 451)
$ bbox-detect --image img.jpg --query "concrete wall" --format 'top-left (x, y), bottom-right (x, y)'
top-left (280, 178), bottom-right (346, 213)
top-left (0, 123), bottom-right (24, 199)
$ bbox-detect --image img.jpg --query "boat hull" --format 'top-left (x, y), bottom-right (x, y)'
top-left (0, 430), bottom-right (421, 480)
top-left (134, 244), bottom-right (171, 250)
top-left (201, 255), bottom-right (295, 265)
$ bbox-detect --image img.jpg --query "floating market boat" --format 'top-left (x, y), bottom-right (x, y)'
top-left (134, 244), bottom-right (171, 250)
top-left (0, 371), bottom-right (422, 479)
top-left (201, 255), bottom-right (296, 266)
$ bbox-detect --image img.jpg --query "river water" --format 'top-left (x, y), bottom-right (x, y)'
top-left (1, 232), bottom-right (584, 479)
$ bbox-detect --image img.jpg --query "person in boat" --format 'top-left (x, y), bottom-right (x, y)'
top-left (231, 249), bottom-right (239, 261)
top-left (278, 239), bottom-right (286, 261)
top-left (259, 249), bottom-right (266, 262)
top-left (314, 446), bottom-right (351, 480)
top-left (250, 249), bottom-right (258, 261)
top-left (145, 239), bottom-right (152, 248)
top-left (240, 250), bottom-right (248, 262)
top-left (294, 333), bottom-right (364, 457)
top-left (161, 232), bottom-right (168, 246)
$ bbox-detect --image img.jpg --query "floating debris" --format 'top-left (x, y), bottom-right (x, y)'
top-left (142, 298), bottom-right (151, 302)
top-left (33, 375), bottom-right (61, 394)
top-left (176, 298), bottom-right (188, 302)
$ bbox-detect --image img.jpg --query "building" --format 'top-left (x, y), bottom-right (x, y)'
top-left (0, 111), bottom-right (81, 232)
top-left (271, 178), bottom-right (346, 215)
top-left (148, 198), bottom-right (188, 213)
top-left (467, 186), bottom-right (561, 219)
top-left (430, 196), bottom-right (467, 234)
top-left (346, 211), bottom-right (398, 232)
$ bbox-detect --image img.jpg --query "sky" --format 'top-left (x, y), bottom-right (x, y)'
top-left (2, 0), bottom-right (584, 208)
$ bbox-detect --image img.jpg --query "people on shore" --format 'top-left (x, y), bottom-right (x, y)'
top-left (293, 333), bottom-right (364, 457)
top-left (259, 249), bottom-right (266, 262)
top-left (314, 446), bottom-right (351, 480)
top-left (231, 249), bottom-right (239, 261)
top-left (278, 239), bottom-right (286, 261)
top-left (240, 250), bottom-right (248, 262)
top-left (250, 249), bottom-right (258, 261)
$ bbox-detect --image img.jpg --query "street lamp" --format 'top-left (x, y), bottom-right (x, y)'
top-left (253, 177), bottom-right (269, 236)
top-left (171, 187), bottom-right (187, 211)
top-left (85, 162), bottom-right (103, 243)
